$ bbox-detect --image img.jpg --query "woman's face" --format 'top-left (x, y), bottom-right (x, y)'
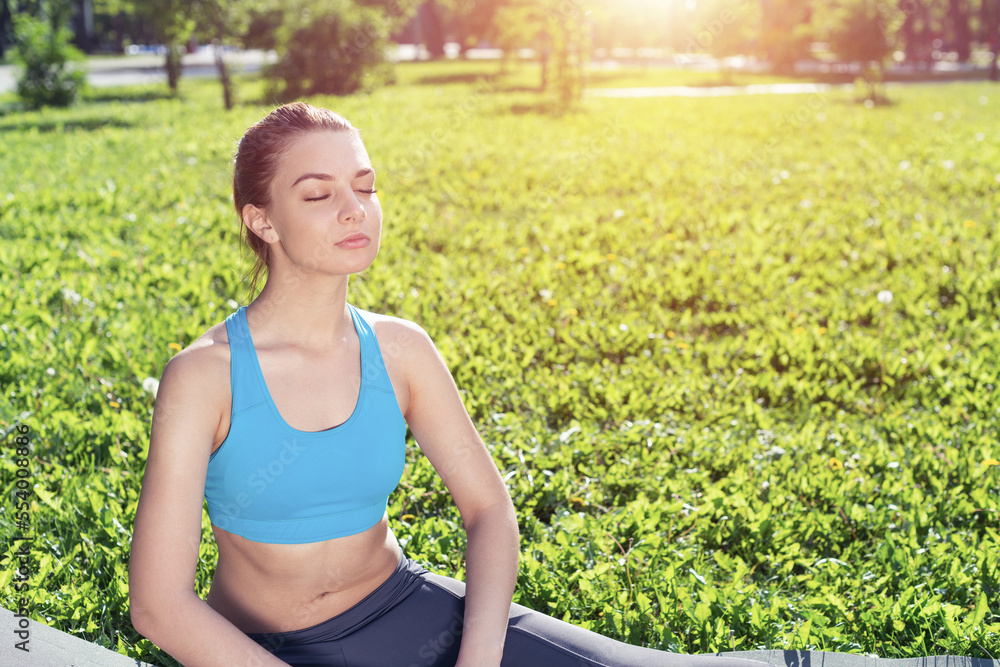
top-left (257, 129), bottom-right (382, 278)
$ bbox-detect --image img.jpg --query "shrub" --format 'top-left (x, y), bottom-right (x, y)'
top-left (11, 14), bottom-right (87, 109)
top-left (266, 0), bottom-right (394, 101)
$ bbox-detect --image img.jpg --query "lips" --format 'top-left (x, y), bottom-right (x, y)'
top-left (335, 233), bottom-right (370, 249)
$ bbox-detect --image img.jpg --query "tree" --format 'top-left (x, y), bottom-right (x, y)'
top-left (70, 0), bottom-right (95, 52)
top-left (818, 0), bottom-right (903, 102)
top-left (1, 0), bottom-right (12, 59)
top-left (436, 0), bottom-right (502, 54)
top-left (948, 0), bottom-right (972, 61)
top-left (982, 0), bottom-right (1000, 79)
top-left (134, 0), bottom-right (194, 92)
top-left (494, 0), bottom-right (589, 105)
top-left (190, 0), bottom-right (254, 110)
top-left (759, 0), bottom-right (813, 72)
top-left (418, 0), bottom-right (445, 58)
top-left (897, 0), bottom-right (934, 66)
top-left (677, 0), bottom-right (761, 80)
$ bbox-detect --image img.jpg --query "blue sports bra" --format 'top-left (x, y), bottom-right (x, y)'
top-left (203, 304), bottom-right (407, 544)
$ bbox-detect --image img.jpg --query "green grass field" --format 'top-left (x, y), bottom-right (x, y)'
top-left (1, 65), bottom-right (999, 664)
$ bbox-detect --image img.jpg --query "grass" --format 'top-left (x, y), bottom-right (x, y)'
top-left (0, 66), bottom-right (998, 665)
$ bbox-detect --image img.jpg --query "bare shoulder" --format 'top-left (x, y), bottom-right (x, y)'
top-left (353, 308), bottom-right (436, 362)
top-left (155, 319), bottom-right (231, 413)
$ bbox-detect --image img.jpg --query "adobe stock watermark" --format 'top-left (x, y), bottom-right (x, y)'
top-left (406, 609), bottom-right (465, 667)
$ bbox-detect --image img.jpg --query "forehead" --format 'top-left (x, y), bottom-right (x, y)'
top-left (278, 130), bottom-right (371, 181)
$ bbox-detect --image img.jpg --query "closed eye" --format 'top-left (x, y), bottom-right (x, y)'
top-left (305, 195), bottom-right (329, 202)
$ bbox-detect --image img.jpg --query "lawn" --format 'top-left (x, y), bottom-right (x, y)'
top-left (0, 66), bottom-right (998, 665)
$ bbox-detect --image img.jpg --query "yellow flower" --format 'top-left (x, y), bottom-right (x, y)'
top-left (984, 458), bottom-right (1000, 467)
top-left (794, 326), bottom-right (805, 335)
top-left (665, 233), bottom-right (677, 241)
top-left (565, 308), bottom-right (579, 317)
top-left (829, 457), bottom-right (843, 470)
top-left (605, 253), bottom-right (616, 261)
top-left (569, 496), bottom-right (585, 509)
top-left (676, 342), bottom-right (689, 349)
top-left (818, 327), bottom-right (828, 334)
top-left (555, 262), bottom-right (567, 270)
top-left (110, 250), bottom-right (121, 257)
top-left (547, 299), bottom-right (557, 307)
top-left (168, 342), bottom-right (182, 351)
top-left (964, 219), bottom-right (976, 228)
top-left (519, 247), bottom-right (529, 255)
top-left (109, 401), bottom-right (121, 408)
top-left (666, 331), bottom-right (675, 339)
top-left (400, 514), bottom-right (416, 522)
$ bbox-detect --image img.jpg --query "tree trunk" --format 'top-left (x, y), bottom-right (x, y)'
top-left (72, 0), bottom-right (94, 53)
top-left (419, 0), bottom-right (445, 60)
top-left (983, 0), bottom-right (1000, 80)
top-left (212, 38), bottom-right (233, 110)
top-left (165, 44), bottom-right (181, 93)
top-left (0, 0), bottom-right (9, 60)
top-left (949, 0), bottom-right (972, 62)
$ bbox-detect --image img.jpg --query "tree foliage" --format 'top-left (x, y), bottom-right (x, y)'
top-left (435, 0), bottom-right (503, 53)
top-left (188, 0), bottom-right (255, 109)
top-left (816, 0), bottom-right (904, 102)
top-left (133, 0), bottom-right (194, 92)
top-left (494, 0), bottom-right (589, 105)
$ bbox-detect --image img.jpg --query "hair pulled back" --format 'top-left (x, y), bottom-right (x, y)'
top-left (232, 102), bottom-right (359, 299)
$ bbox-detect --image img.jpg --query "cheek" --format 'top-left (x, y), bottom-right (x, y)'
top-left (368, 201), bottom-right (384, 228)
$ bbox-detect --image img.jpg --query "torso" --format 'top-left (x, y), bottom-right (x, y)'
top-left (191, 307), bottom-right (412, 634)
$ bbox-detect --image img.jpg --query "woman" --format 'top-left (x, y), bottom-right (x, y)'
top-left (129, 102), bottom-right (768, 667)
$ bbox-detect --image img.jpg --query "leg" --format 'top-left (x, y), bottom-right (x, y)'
top-left (503, 601), bottom-right (769, 667)
top-left (421, 570), bottom-right (769, 667)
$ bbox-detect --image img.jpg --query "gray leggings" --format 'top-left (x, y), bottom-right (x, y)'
top-left (247, 555), bottom-right (769, 667)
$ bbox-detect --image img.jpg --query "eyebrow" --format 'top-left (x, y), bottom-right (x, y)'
top-left (291, 168), bottom-right (374, 187)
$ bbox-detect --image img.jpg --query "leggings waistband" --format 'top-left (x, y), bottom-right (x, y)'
top-left (247, 551), bottom-right (426, 650)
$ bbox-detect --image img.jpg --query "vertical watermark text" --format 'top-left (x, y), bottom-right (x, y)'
top-left (8, 422), bottom-right (33, 653)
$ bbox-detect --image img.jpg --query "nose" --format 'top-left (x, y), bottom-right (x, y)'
top-left (338, 191), bottom-right (367, 225)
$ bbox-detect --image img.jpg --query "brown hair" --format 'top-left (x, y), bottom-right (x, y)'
top-left (232, 102), bottom-right (360, 300)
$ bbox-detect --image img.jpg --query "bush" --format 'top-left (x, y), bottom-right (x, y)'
top-left (266, 0), bottom-right (394, 100)
top-left (11, 14), bottom-right (87, 109)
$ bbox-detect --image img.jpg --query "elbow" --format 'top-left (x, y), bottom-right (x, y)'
top-left (465, 498), bottom-right (519, 541)
top-left (128, 586), bottom-right (186, 642)
top-left (129, 601), bottom-right (155, 640)
top-left (129, 586), bottom-right (163, 640)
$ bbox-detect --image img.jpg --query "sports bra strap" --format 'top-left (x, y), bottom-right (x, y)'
top-left (225, 308), bottom-right (267, 414)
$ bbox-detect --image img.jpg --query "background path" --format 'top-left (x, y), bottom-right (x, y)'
top-left (0, 47), bottom-right (272, 94)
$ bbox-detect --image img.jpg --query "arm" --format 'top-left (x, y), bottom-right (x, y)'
top-left (128, 348), bottom-right (288, 667)
top-left (400, 324), bottom-right (520, 667)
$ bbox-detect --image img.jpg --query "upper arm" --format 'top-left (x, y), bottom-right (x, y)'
top-left (129, 344), bottom-right (227, 620)
top-left (397, 322), bottom-right (512, 524)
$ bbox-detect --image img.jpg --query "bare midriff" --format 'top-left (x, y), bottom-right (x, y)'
top-left (206, 515), bottom-right (402, 634)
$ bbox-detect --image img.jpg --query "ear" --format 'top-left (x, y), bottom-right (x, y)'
top-left (242, 203), bottom-right (279, 244)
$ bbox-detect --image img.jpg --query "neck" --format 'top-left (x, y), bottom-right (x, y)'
top-left (246, 269), bottom-right (353, 350)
